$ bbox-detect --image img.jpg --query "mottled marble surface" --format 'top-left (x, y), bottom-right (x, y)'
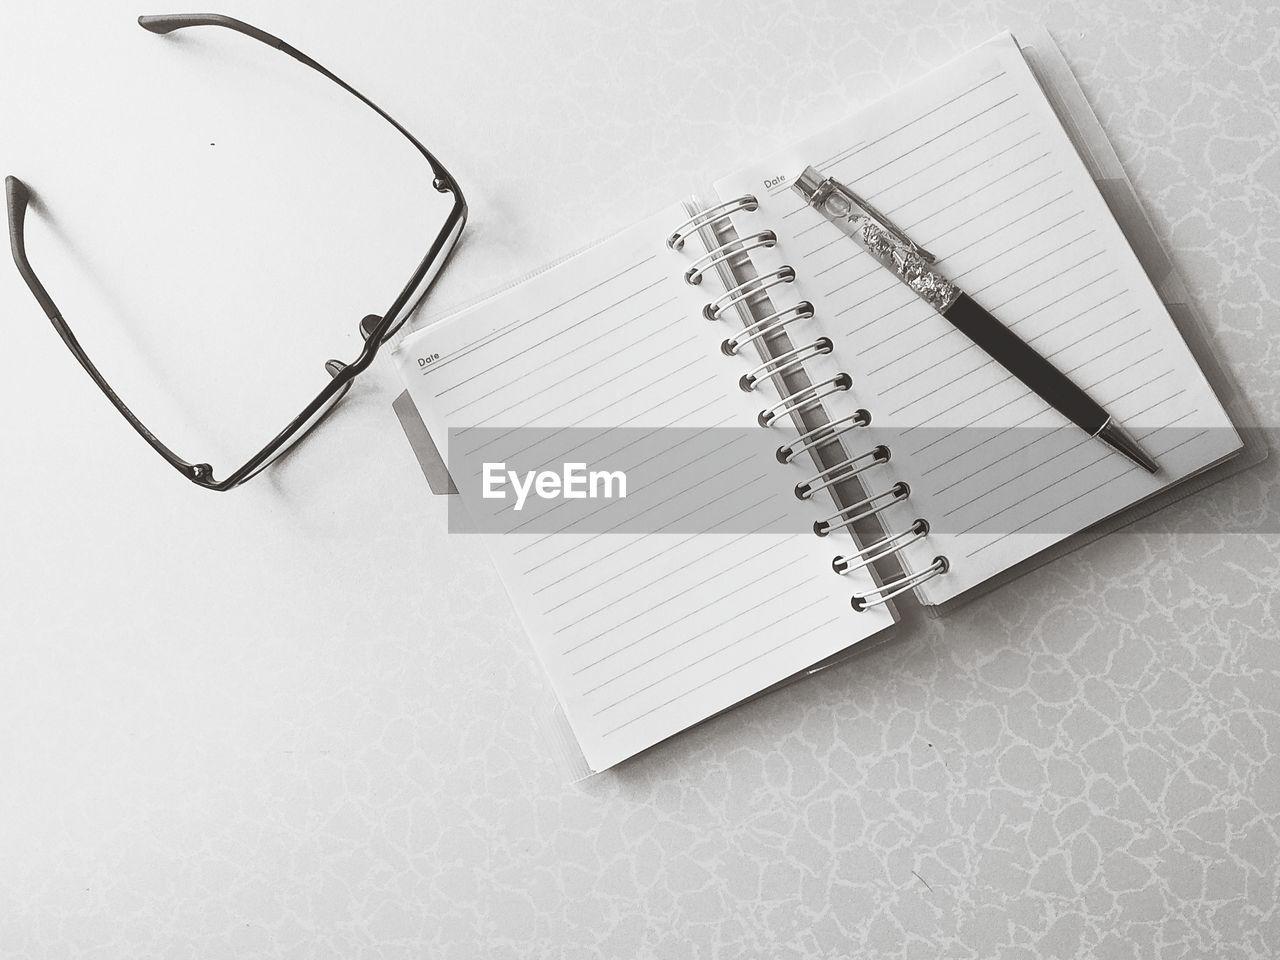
top-left (2, 1), bottom-right (1279, 957)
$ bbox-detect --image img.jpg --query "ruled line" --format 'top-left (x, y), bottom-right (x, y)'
top-left (796, 126), bottom-right (1045, 246)
top-left (499, 413), bottom-right (737, 532)
top-left (796, 100), bottom-right (1030, 233)
top-left (435, 284), bottom-right (672, 400)
top-left (475, 401), bottom-right (733, 531)
top-left (896, 298), bottom-right (1135, 443)
top-left (522, 465), bottom-right (761, 575)
top-left (861, 112), bottom-right (1032, 198)
top-left (904, 322), bottom-right (1148, 459)
top-left (963, 414), bottom-right (1206, 558)
top-left (599, 615), bottom-right (841, 737)
top-left (448, 301), bottom-right (679, 422)
top-left (928, 381), bottom-right (1183, 501)
top-left (836, 189), bottom-right (1074, 322)
top-left (421, 256), bottom-right (657, 379)
top-left (587, 594), bottom-right (824, 706)
top-left (540, 509), bottom-right (785, 614)
top-left (529, 488), bottom-right (777, 597)
top-left (851, 231), bottom-right (1100, 372)
top-left (514, 434), bottom-right (752, 550)
top-left (806, 165), bottom-right (1077, 287)
top-left (867, 268), bottom-right (1123, 388)
top-left (950, 368), bottom-right (1178, 534)
top-left (549, 521), bottom-right (782, 628)
top-left (806, 71), bottom-right (1007, 173)
top-left (564, 547), bottom-right (801, 657)
top-left (461, 348), bottom-right (702, 457)
top-left (776, 70), bottom-right (1010, 206)
top-left (913, 318), bottom-right (1148, 466)
top-left (576, 578), bottom-right (812, 696)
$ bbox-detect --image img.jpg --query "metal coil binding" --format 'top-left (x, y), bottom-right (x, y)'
top-left (703, 267), bottom-right (796, 321)
top-left (722, 301), bottom-right (814, 356)
top-left (667, 195), bottom-right (759, 251)
top-left (795, 444), bottom-right (889, 500)
top-left (813, 481), bottom-right (910, 536)
top-left (776, 409), bottom-right (871, 464)
top-left (851, 557), bottom-right (949, 611)
top-left (757, 373), bottom-right (852, 427)
top-left (740, 338), bottom-right (833, 391)
top-left (833, 519), bottom-right (929, 574)
top-left (666, 201), bottom-right (947, 610)
top-left (685, 231), bottom-right (777, 285)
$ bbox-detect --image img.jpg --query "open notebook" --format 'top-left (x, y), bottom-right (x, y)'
top-left (395, 33), bottom-right (1244, 772)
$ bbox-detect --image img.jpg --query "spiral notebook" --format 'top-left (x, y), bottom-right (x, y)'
top-left (394, 32), bottom-right (1248, 772)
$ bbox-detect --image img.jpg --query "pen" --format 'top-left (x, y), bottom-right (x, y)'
top-left (791, 166), bottom-right (1159, 474)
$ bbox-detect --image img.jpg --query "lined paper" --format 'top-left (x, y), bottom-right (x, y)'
top-left (716, 33), bottom-right (1240, 605)
top-left (396, 203), bottom-right (894, 771)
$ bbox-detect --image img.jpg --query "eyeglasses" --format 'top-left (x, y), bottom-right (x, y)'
top-left (6, 13), bottom-right (467, 491)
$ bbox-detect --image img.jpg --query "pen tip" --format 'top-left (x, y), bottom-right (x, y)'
top-left (1097, 420), bottom-right (1159, 474)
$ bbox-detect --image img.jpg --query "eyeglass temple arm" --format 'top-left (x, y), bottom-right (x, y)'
top-left (136, 14), bottom-right (460, 193)
top-left (5, 176), bottom-right (212, 482)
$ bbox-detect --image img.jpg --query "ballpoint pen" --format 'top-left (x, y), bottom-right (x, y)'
top-left (791, 166), bottom-right (1159, 474)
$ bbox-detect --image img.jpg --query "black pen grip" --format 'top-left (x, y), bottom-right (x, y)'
top-left (942, 293), bottom-right (1108, 434)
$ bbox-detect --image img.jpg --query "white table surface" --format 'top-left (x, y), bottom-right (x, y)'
top-left (4, 1), bottom-right (1279, 957)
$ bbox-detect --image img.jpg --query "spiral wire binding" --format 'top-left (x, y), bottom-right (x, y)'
top-left (739, 337), bottom-right (833, 390)
top-left (723, 301), bottom-right (815, 356)
top-left (851, 558), bottom-right (949, 611)
top-left (671, 195), bottom-right (947, 609)
top-left (757, 374), bottom-right (852, 427)
top-left (813, 482), bottom-right (911, 537)
top-left (795, 444), bottom-right (889, 500)
top-left (702, 267), bottom-right (796, 321)
top-left (833, 519), bottom-right (929, 575)
top-left (685, 231), bottom-right (777, 285)
top-left (775, 409), bottom-right (871, 464)
top-left (667, 195), bottom-right (759, 250)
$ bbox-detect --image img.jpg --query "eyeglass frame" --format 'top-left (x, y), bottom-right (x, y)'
top-left (6, 12), bottom-right (468, 491)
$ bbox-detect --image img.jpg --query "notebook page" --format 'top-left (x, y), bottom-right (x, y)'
top-left (714, 33), bottom-right (1241, 605)
top-left (395, 203), bottom-right (893, 771)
